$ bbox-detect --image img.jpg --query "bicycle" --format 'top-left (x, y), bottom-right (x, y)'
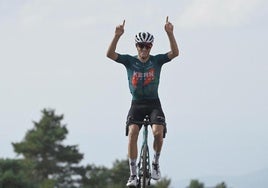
top-left (126, 115), bottom-right (166, 188)
top-left (137, 115), bottom-right (151, 188)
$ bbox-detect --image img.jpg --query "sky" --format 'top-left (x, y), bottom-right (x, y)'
top-left (0, 0), bottom-right (268, 187)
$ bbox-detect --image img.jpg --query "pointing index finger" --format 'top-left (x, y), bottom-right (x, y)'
top-left (166, 16), bottom-right (169, 23)
top-left (122, 20), bottom-right (125, 27)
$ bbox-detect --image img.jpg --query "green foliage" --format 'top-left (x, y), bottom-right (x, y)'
top-left (215, 182), bottom-right (227, 188)
top-left (82, 164), bottom-right (111, 188)
top-left (39, 179), bottom-right (56, 188)
top-left (81, 159), bottom-right (129, 188)
top-left (0, 159), bottom-right (36, 188)
top-left (12, 109), bottom-right (84, 187)
top-left (152, 176), bottom-right (171, 188)
top-left (188, 179), bottom-right (204, 188)
top-left (109, 159), bottom-right (129, 185)
top-left (187, 179), bottom-right (228, 188)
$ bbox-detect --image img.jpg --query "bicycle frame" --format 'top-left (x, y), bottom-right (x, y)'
top-left (137, 117), bottom-right (151, 188)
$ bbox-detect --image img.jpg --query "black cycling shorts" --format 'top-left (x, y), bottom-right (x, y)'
top-left (125, 99), bottom-right (167, 137)
top-left (126, 99), bottom-right (166, 127)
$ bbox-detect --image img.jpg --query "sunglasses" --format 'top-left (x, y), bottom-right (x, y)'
top-left (136, 43), bottom-right (152, 49)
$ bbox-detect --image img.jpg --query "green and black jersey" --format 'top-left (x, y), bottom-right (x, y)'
top-left (115, 53), bottom-right (171, 100)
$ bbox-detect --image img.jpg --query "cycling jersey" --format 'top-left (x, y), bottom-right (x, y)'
top-left (115, 53), bottom-right (171, 100)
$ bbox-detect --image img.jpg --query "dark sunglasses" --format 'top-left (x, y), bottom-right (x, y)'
top-left (136, 43), bottom-right (152, 49)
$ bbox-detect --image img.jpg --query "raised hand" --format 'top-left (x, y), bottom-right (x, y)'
top-left (164, 16), bottom-right (174, 34)
top-left (115, 20), bottom-right (125, 37)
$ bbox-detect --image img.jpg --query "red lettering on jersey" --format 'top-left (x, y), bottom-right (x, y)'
top-left (143, 68), bottom-right (155, 86)
top-left (131, 69), bottom-right (155, 88)
top-left (132, 72), bottom-right (139, 88)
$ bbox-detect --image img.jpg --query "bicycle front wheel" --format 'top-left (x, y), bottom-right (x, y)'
top-left (141, 145), bottom-right (148, 188)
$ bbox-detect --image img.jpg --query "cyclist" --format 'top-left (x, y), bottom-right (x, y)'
top-left (106, 16), bottom-right (179, 187)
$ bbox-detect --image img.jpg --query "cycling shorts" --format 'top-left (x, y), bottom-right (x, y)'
top-left (125, 99), bottom-right (167, 137)
top-left (126, 98), bottom-right (166, 126)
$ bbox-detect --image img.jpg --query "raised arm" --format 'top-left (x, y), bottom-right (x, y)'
top-left (165, 16), bottom-right (179, 60)
top-left (106, 20), bottom-right (125, 61)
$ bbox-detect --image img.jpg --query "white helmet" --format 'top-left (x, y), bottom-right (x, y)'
top-left (135, 32), bottom-right (154, 44)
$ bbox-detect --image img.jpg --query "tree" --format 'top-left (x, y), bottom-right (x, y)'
top-left (82, 160), bottom-right (128, 188)
top-left (109, 159), bottom-right (129, 186)
top-left (187, 179), bottom-right (204, 188)
top-left (12, 109), bottom-right (84, 187)
top-left (152, 176), bottom-right (171, 188)
top-left (82, 164), bottom-right (111, 188)
top-left (215, 182), bottom-right (227, 188)
top-left (0, 158), bottom-right (36, 188)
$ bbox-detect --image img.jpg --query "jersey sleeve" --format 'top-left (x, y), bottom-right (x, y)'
top-left (155, 53), bottom-right (171, 65)
top-left (115, 54), bottom-right (132, 67)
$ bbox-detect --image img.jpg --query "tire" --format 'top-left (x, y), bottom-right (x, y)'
top-left (141, 145), bottom-right (148, 188)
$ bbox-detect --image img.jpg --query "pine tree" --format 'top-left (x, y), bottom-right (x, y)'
top-left (12, 109), bottom-right (84, 187)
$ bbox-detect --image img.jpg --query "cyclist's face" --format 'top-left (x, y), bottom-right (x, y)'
top-left (136, 43), bottom-right (152, 60)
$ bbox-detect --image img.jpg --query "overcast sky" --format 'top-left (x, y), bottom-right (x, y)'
top-left (1, 0), bottom-right (268, 187)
